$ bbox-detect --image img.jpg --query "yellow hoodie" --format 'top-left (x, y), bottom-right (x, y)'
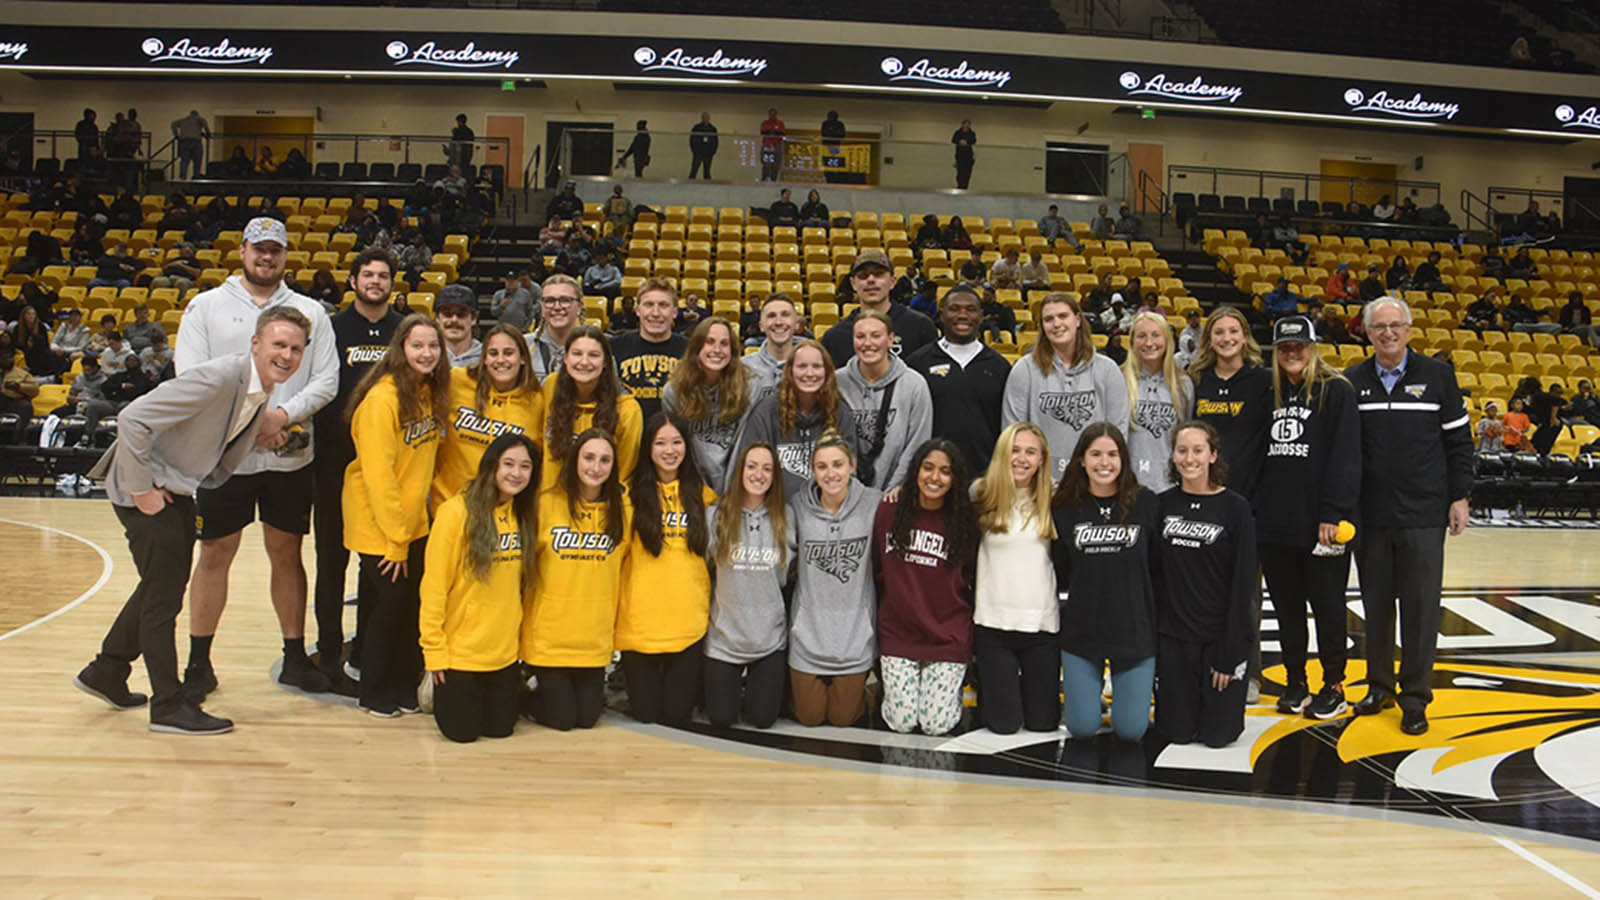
top-left (538, 373), bottom-right (643, 491)
top-left (343, 376), bottom-right (438, 560)
top-left (419, 495), bottom-right (526, 672)
top-left (431, 367), bottom-right (545, 510)
top-left (615, 480), bottom-right (716, 654)
top-left (520, 486), bottom-right (634, 668)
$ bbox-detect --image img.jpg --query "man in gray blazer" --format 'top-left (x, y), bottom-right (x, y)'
top-left (73, 307), bottom-right (312, 736)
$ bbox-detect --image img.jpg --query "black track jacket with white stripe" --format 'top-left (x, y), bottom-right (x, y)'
top-left (1344, 350), bottom-right (1473, 529)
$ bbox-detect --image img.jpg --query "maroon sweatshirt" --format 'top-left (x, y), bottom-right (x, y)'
top-left (872, 500), bottom-right (975, 664)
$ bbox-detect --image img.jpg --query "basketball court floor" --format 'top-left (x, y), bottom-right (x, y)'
top-left (3, 494), bottom-right (1599, 897)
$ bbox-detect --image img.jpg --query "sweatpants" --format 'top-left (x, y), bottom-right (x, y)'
top-left (1155, 634), bottom-right (1247, 747)
top-left (1061, 651), bottom-right (1154, 741)
top-left (879, 655), bottom-right (966, 736)
top-left (973, 625), bottom-right (1060, 734)
top-left (432, 663), bottom-right (520, 743)
top-left (1260, 542), bottom-right (1352, 689)
top-left (620, 639), bottom-right (703, 725)
top-left (1356, 525), bottom-right (1446, 710)
top-left (789, 669), bottom-right (868, 727)
top-left (354, 538), bottom-right (427, 711)
top-left (527, 666), bottom-right (605, 731)
top-left (95, 498), bottom-right (196, 715)
top-left (703, 650), bottom-right (786, 729)
top-left (312, 439), bottom-right (370, 670)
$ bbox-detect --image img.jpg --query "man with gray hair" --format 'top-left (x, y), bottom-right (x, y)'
top-left (170, 109), bottom-right (210, 181)
top-left (1343, 296), bottom-right (1473, 736)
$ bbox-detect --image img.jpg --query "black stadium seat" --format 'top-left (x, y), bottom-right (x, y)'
top-left (1197, 194), bottom-right (1221, 212)
top-left (342, 162), bottom-right (368, 180)
top-left (1246, 196), bottom-right (1270, 214)
top-left (369, 162), bottom-right (396, 181)
top-left (1221, 195), bottom-right (1246, 212)
top-left (396, 163), bottom-right (422, 182)
top-left (34, 158), bottom-right (59, 178)
top-left (314, 162), bottom-right (340, 179)
top-left (423, 164), bottom-right (448, 182)
top-left (1296, 200), bottom-right (1320, 216)
top-left (1271, 197), bottom-right (1294, 215)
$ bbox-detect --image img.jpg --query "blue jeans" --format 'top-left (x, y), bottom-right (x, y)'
top-left (1060, 651), bottom-right (1155, 741)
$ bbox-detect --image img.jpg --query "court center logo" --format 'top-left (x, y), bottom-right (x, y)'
top-left (881, 56), bottom-right (1011, 89)
top-left (141, 36), bottom-right (274, 66)
top-left (385, 39), bottom-right (519, 69)
top-left (1342, 87), bottom-right (1460, 120)
top-left (633, 46), bottom-right (768, 78)
top-left (1118, 70), bottom-right (1242, 104)
top-left (0, 41), bottom-right (26, 61)
top-left (1555, 103), bottom-right (1600, 130)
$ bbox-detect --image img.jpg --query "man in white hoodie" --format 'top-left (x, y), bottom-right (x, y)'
top-left (172, 216), bottom-right (338, 698)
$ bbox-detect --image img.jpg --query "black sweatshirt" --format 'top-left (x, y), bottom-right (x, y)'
top-left (1155, 487), bottom-right (1258, 679)
top-left (1343, 350), bottom-right (1474, 528)
top-left (1254, 376), bottom-right (1361, 549)
top-left (821, 301), bottom-right (939, 369)
top-left (315, 305), bottom-right (403, 455)
top-left (610, 330), bottom-right (687, 425)
top-left (904, 339), bottom-right (1010, 475)
top-left (1050, 488), bottom-right (1159, 661)
top-left (1192, 365), bottom-right (1272, 504)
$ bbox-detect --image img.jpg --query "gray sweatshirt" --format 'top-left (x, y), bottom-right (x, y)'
top-left (705, 502), bottom-right (794, 665)
top-left (1001, 350), bottom-right (1129, 483)
top-left (662, 381), bottom-right (743, 494)
top-left (1127, 370), bottom-right (1193, 493)
top-left (733, 393), bottom-right (860, 499)
top-left (740, 342), bottom-right (788, 406)
top-left (837, 355), bottom-right (933, 491)
top-left (787, 479), bottom-right (882, 676)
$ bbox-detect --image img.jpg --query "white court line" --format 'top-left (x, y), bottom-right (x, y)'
top-left (0, 517), bottom-right (113, 643)
top-left (1495, 837), bottom-right (1600, 897)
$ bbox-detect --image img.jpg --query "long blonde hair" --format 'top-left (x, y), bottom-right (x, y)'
top-left (1187, 305), bottom-right (1263, 377)
top-left (1029, 292), bottom-right (1094, 374)
top-left (1122, 311), bottom-right (1189, 422)
top-left (1271, 340), bottom-right (1349, 410)
top-left (777, 339), bottom-right (841, 434)
top-left (973, 422), bottom-right (1056, 539)
top-left (665, 316), bottom-right (749, 426)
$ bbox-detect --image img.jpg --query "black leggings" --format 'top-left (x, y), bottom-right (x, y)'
top-left (1155, 634), bottom-right (1247, 748)
top-left (1260, 542), bottom-right (1352, 688)
top-left (703, 650), bottom-right (786, 729)
top-left (432, 664), bottom-right (520, 743)
top-left (355, 538), bottom-right (427, 711)
top-left (973, 625), bottom-right (1060, 734)
top-left (527, 666), bottom-right (605, 731)
top-left (620, 639), bottom-right (703, 725)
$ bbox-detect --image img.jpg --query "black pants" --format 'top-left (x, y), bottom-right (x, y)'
top-left (973, 625), bottom-right (1059, 734)
top-left (1260, 542), bottom-right (1352, 688)
top-left (955, 157), bottom-right (974, 189)
top-left (433, 664), bottom-right (520, 743)
top-left (355, 538), bottom-right (427, 710)
top-left (689, 152), bottom-right (713, 180)
top-left (312, 440), bottom-right (371, 669)
top-left (1533, 422), bottom-right (1561, 455)
top-left (703, 650), bottom-right (786, 728)
top-left (620, 639), bottom-right (703, 725)
top-left (1155, 634), bottom-right (1246, 748)
top-left (527, 666), bottom-right (605, 731)
top-left (96, 498), bottom-right (196, 714)
top-left (1356, 526), bottom-right (1445, 710)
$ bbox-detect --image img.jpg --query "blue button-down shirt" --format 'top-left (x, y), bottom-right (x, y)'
top-left (1378, 352), bottom-right (1409, 394)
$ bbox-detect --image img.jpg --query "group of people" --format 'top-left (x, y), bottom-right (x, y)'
top-left (70, 216), bottom-right (1472, 749)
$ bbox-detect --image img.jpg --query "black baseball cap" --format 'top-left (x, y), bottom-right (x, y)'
top-left (1271, 314), bottom-right (1315, 345)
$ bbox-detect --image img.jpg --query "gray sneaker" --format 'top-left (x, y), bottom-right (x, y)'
top-left (1245, 678), bottom-right (1261, 705)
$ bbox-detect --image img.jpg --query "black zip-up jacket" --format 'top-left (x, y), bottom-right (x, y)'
top-left (1254, 376), bottom-right (1360, 549)
top-left (1343, 350), bottom-right (1473, 528)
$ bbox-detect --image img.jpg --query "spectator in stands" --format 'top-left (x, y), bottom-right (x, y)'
top-left (1385, 256), bottom-right (1411, 292)
top-left (556, 226), bottom-right (593, 277)
top-left (1371, 195), bottom-right (1396, 221)
top-left (893, 260), bottom-right (929, 305)
top-left (1343, 200), bottom-right (1367, 220)
top-left (538, 217), bottom-right (567, 254)
top-left (158, 192), bottom-right (196, 233)
top-left (1089, 202), bottom-right (1114, 239)
top-left (435, 285), bottom-right (482, 368)
top-left (1463, 288), bottom-right (1502, 335)
top-left (1113, 204), bottom-right (1142, 240)
top-left (1515, 201), bottom-right (1544, 236)
top-left (87, 242), bottom-right (137, 290)
top-left (1504, 293), bottom-right (1559, 335)
top-left (1344, 307), bottom-right (1368, 345)
top-left (10, 230), bottom-right (63, 276)
top-left (980, 286), bottom-right (1018, 343)
top-left (1480, 246), bottom-right (1506, 281)
top-left (602, 185), bottom-right (634, 235)
top-left (1502, 396), bottom-right (1533, 450)
top-left (151, 243), bottom-right (203, 293)
top-left (1176, 308), bottom-right (1202, 369)
top-left (98, 329), bottom-right (137, 376)
top-left (1020, 249), bottom-right (1051, 294)
top-left (11, 304), bottom-right (60, 378)
top-left (1475, 401), bottom-right (1503, 451)
top-left (219, 145), bottom-right (249, 178)
top-left (251, 197), bottom-right (287, 224)
top-left (759, 107), bottom-right (786, 182)
top-left (75, 108), bottom-right (100, 160)
top-left (820, 110), bottom-right (845, 152)
top-left (170, 109), bottom-right (209, 180)
top-left (0, 332), bottom-right (38, 417)
top-left (1323, 264), bottom-right (1357, 304)
top-left (1101, 298), bottom-right (1133, 335)
top-left (609, 296), bottom-right (640, 336)
top-left (1359, 264), bottom-right (1386, 302)
top-left (547, 181), bottom-right (584, 222)
top-left (913, 214), bottom-right (943, 252)
top-left (800, 190), bottom-right (829, 229)
top-left (942, 216), bottom-right (973, 251)
top-left (1507, 248), bottom-right (1537, 280)
top-left (1569, 380), bottom-right (1600, 428)
top-left (1318, 303), bottom-right (1350, 344)
top-left (255, 146), bottom-right (279, 177)
top-left (107, 190), bottom-right (142, 229)
top-left (1559, 290), bottom-right (1599, 349)
top-left (677, 292), bottom-right (709, 336)
top-left (69, 222), bottom-right (102, 265)
top-left (139, 330), bottom-right (173, 383)
top-left (1079, 272), bottom-right (1113, 317)
top-left (433, 165), bottom-right (467, 199)
top-left (279, 148), bottom-right (311, 180)
top-left (769, 189), bottom-right (800, 229)
top-left (583, 252), bottom-right (622, 307)
top-left (492, 271), bottom-right (538, 332)
top-left (79, 145), bottom-right (110, 186)
top-left (958, 257), bottom-right (985, 285)
top-left (1252, 213), bottom-right (1274, 250)
top-left (51, 308), bottom-right (90, 365)
top-left (1270, 214), bottom-right (1307, 263)
top-left (951, 119), bottom-right (976, 189)
top-left (688, 112), bottom-right (717, 180)
top-left (1395, 197), bottom-right (1420, 224)
top-left (396, 231), bottom-right (434, 291)
top-left (303, 270), bottom-right (341, 314)
top-left (1038, 204), bottom-right (1078, 249)
top-left (185, 201), bottom-right (224, 247)
top-left (989, 247), bottom-right (1023, 290)
top-left (450, 113), bottom-right (474, 169)
top-left (86, 313), bottom-right (118, 355)
top-left (612, 119), bottom-right (651, 179)
top-left (122, 305), bottom-right (163, 354)
top-left (1263, 277), bottom-right (1303, 320)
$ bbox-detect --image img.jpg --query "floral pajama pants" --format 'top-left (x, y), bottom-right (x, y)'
top-left (879, 655), bottom-right (966, 735)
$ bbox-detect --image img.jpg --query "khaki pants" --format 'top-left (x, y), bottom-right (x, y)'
top-left (789, 668), bottom-right (867, 727)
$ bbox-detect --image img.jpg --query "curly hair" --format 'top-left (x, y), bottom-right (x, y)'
top-left (889, 438), bottom-right (978, 568)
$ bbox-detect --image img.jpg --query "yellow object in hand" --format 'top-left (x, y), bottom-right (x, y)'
top-left (1335, 520), bottom-right (1356, 544)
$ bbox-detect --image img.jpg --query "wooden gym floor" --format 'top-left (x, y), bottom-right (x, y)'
top-left (2, 496), bottom-right (1599, 898)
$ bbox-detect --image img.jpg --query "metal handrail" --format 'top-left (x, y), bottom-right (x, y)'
top-left (1136, 168), bottom-right (1169, 236)
top-left (1168, 163), bottom-right (1443, 208)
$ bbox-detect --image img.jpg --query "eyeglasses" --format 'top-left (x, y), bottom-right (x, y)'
top-left (1368, 322), bottom-right (1410, 333)
top-left (543, 296), bottom-right (579, 305)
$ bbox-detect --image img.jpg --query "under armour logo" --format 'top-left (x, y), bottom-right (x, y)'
top-left (1100, 506), bottom-right (1112, 518)
top-left (1190, 502), bottom-right (1201, 510)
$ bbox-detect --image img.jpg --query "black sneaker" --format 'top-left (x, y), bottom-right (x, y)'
top-left (360, 701), bottom-right (400, 718)
top-left (182, 661), bottom-right (218, 702)
top-left (149, 703), bottom-right (234, 735)
top-left (279, 655), bottom-right (334, 693)
top-left (320, 666), bottom-right (359, 698)
top-left (72, 663), bottom-right (148, 710)
top-left (1276, 683), bottom-right (1311, 715)
top-left (1305, 683), bottom-right (1348, 720)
